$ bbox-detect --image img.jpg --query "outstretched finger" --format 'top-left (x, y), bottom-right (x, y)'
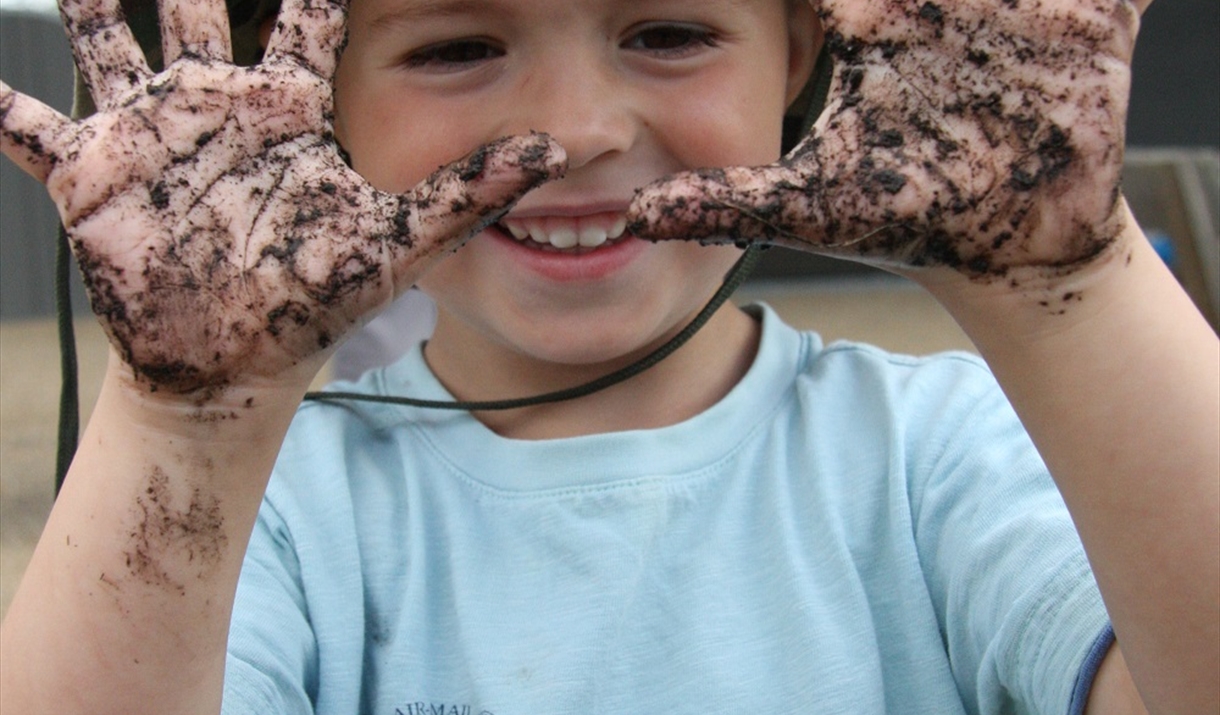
top-left (627, 164), bottom-right (832, 252)
top-left (265, 0), bottom-right (348, 78)
top-left (158, 0), bottom-right (233, 65)
top-left (379, 133), bottom-right (568, 285)
top-left (59, 0), bottom-right (153, 109)
top-left (0, 82), bottom-right (69, 183)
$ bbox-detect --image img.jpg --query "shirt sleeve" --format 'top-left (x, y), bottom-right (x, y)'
top-left (222, 496), bottom-right (318, 715)
top-left (906, 358), bottom-right (1112, 715)
top-left (1067, 626), bottom-right (1116, 715)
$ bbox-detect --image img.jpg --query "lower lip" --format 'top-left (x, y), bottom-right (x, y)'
top-left (484, 225), bottom-right (649, 283)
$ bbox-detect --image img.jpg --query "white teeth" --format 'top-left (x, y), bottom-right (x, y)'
top-left (608, 216), bottom-right (628, 240)
top-left (579, 227), bottom-right (608, 249)
top-left (501, 214), bottom-right (628, 250)
top-left (549, 228), bottom-right (580, 250)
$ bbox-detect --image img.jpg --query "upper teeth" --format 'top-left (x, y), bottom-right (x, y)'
top-left (502, 214), bottom-right (629, 250)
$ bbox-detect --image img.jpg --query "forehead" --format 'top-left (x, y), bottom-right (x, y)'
top-left (350, 0), bottom-right (786, 25)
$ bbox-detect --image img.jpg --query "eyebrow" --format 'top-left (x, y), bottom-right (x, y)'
top-left (365, 0), bottom-right (501, 34)
top-left (362, 0), bottom-right (763, 35)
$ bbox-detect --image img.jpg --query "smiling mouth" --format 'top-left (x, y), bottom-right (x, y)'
top-left (497, 212), bottom-right (631, 254)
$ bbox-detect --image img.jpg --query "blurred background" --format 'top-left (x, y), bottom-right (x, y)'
top-left (1, 0), bottom-right (1218, 615)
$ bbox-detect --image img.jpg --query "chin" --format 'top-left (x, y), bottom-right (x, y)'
top-left (505, 313), bottom-right (673, 369)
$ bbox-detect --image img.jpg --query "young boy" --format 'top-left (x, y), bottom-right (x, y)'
top-left (0, 0), bottom-right (1216, 713)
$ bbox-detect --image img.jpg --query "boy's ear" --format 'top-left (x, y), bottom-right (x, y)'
top-left (785, 1), bottom-right (823, 109)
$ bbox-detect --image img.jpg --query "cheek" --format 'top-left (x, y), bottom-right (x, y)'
top-left (334, 80), bottom-right (485, 193)
top-left (659, 64), bottom-right (790, 169)
top-left (680, 243), bottom-right (748, 290)
top-left (413, 248), bottom-right (461, 296)
top-left (336, 103), bottom-right (446, 191)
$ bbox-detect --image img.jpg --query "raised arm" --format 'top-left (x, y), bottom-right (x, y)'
top-left (0, 0), bottom-right (564, 711)
top-left (628, 0), bottom-right (1218, 711)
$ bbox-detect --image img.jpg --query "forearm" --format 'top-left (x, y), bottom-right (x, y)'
top-left (924, 217), bottom-right (1220, 713)
top-left (0, 352), bottom-right (308, 715)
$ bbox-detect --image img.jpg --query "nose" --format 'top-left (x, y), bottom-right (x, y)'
top-left (506, 53), bottom-right (637, 171)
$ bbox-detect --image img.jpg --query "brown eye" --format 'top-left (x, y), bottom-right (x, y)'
top-left (405, 40), bottom-right (504, 70)
top-left (624, 23), bottom-right (718, 57)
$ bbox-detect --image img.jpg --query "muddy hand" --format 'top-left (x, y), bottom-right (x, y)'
top-left (629, 0), bottom-right (1142, 279)
top-left (0, 0), bottom-right (565, 395)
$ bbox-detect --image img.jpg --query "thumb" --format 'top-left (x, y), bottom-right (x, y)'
top-left (381, 132), bottom-right (568, 286)
top-left (0, 81), bottom-right (68, 183)
top-left (626, 163), bottom-right (829, 252)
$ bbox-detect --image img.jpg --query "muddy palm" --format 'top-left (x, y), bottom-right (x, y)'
top-left (0, 0), bottom-right (565, 395)
top-left (630, 0), bottom-right (1141, 282)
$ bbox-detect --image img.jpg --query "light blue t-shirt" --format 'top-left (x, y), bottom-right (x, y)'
top-left (224, 305), bottom-right (1110, 715)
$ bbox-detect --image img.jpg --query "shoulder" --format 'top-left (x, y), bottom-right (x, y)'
top-left (758, 308), bottom-right (1051, 514)
top-left (769, 314), bottom-right (1002, 425)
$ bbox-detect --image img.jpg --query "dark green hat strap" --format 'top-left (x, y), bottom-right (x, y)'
top-left (55, 224), bottom-right (78, 495)
top-left (782, 45), bottom-right (834, 154)
top-left (803, 46), bottom-right (834, 139)
top-left (303, 247), bottom-right (762, 412)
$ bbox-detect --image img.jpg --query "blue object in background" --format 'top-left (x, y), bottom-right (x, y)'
top-left (1147, 230), bottom-right (1178, 271)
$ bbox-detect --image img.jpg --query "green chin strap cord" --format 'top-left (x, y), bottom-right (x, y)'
top-left (51, 232), bottom-right (759, 492)
top-left (54, 226), bottom-right (80, 495)
top-left (302, 245), bottom-right (762, 413)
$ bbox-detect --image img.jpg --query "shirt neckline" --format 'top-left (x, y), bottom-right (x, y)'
top-left (349, 304), bottom-right (808, 493)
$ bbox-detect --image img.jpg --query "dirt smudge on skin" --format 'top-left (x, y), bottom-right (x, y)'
top-left (45, 23), bottom-right (564, 396)
top-left (124, 467), bottom-right (227, 595)
top-left (631, 0), bottom-right (1132, 300)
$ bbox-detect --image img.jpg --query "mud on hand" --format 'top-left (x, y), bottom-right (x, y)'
top-left (629, 0), bottom-right (1141, 281)
top-left (0, 0), bottom-right (564, 396)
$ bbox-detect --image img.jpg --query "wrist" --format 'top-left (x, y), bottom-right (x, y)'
top-left (101, 345), bottom-right (317, 434)
top-left (909, 202), bottom-right (1148, 346)
top-left (85, 348), bottom-right (315, 495)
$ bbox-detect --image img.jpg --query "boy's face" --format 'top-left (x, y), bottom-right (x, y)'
top-left (334, 0), bottom-right (817, 368)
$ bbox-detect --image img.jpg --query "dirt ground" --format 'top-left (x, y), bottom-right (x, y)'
top-left (0, 278), bottom-right (974, 618)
